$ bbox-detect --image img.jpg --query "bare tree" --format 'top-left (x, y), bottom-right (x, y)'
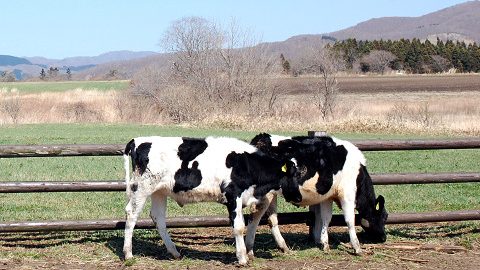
top-left (159, 17), bottom-right (279, 113)
top-left (0, 70), bottom-right (16, 82)
top-left (361, 50), bottom-right (396, 75)
top-left (47, 67), bottom-right (59, 80)
top-left (301, 46), bottom-right (344, 120)
top-left (1, 94), bottom-right (21, 123)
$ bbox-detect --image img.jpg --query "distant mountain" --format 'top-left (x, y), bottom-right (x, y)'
top-left (263, 35), bottom-right (332, 62)
top-left (327, 1), bottom-right (480, 43)
top-left (257, 1), bottom-right (480, 66)
top-left (73, 53), bottom-right (173, 80)
top-left (26, 50), bottom-right (159, 68)
top-left (1, 51), bottom-right (159, 80)
top-left (0, 55), bottom-right (31, 66)
top-left (79, 0), bottom-right (480, 79)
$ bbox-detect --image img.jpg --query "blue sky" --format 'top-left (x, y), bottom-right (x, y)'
top-left (1, 0), bottom-right (471, 59)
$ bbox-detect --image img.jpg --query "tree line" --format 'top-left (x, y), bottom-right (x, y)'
top-left (330, 38), bottom-right (480, 74)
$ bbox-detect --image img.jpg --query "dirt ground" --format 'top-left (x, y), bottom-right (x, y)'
top-left (0, 222), bottom-right (479, 270)
top-left (277, 74), bottom-right (480, 94)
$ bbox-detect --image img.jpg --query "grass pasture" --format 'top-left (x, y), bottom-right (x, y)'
top-left (0, 124), bottom-right (479, 269)
top-left (0, 80), bottom-right (129, 93)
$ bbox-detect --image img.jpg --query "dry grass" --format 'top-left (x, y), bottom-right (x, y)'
top-left (1, 88), bottom-right (479, 136)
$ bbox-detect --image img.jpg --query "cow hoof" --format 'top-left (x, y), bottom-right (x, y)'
top-left (322, 245), bottom-right (330, 252)
top-left (279, 246), bottom-right (292, 254)
top-left (123, 252), bottom-right (133, 260)
top-left (247, 250), bottom-right (255, 260)
top-left (354, 249), bottom-right (364, 256)
top-left (236, 260), bottom-right (249, 267)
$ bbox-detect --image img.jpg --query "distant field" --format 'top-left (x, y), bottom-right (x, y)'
top-left (1, 74), bottom-right (479, 94)
top-left (278, 74), bottom-right (480, 94)
top-left (0, 80), bottom-right (129, 93)
top-left (1, 75), bottom-right (479, 134)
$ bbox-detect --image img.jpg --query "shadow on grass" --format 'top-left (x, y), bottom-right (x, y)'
top-left (0, 229), bottom-right (367, 260)
top-left (4, 223), bottom-right (477, 265)
top-left (388, 223), bottom-right (480, 239)
top-left (0, 231), bottom-right (121, 248)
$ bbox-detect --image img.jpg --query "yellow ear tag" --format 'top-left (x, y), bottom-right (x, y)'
top-left (376, 202), bottom-right (380, 211)
top-left (281, 164), bottom-right (287, 173)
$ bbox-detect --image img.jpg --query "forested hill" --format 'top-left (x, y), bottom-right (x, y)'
top-left (331, 38), bottom-right (480, 73)
top-left (328, 1), bottom-right (480, 43)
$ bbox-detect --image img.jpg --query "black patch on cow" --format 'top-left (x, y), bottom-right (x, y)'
top-left (177, 138), bottom-right (208, 162)
top-left (250, 133), bottom-right (272, 154)
top-left (315, 142), bottom-right (347, 194)
top-left (224, 151), bottom-right (301, 225)
top-left (124, 139), bottom-right (135, 156)
top-left (355, 164), bottom-right (388, 242)
top-left (129, 142), bottom-right (152, 175)
top-left (172, 138), bottom-right (208, 193)
top-left (125, 139), bottom-right (136, 171)
top-left (131, 183), bottom-right (138, 192)
top-left (173, 161), bottom-right (203, 193)
top-left (355, 165), bottom-right (376, 216)
top-left (287, 136), bottom-right (347, 195)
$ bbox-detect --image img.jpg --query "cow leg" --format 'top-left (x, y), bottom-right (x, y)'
top-left (150, 192), bottom-right (181, 259)
top-left (265, 195), bottom-right (289, 253)
top-left (318, 201), bottom-right (333, 251)
top-left (123, 189), bottom-right (148, 260)
top-left (311, 204), bottom-right (322, 244)
top-left (246, 194), bottom-right (289, 259)
top-left (340, 199), bottom-right (362, 254)
top-left (229, 196), bottom-right (248, 265)
top-left (245, 198), bottom-right (268, 260)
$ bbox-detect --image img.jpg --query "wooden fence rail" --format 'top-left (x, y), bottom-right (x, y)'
top-left (1, 139), bottom-right (480, 158)
top-left (0, 139), bottom-right (479, 233)
top-left (1, 210), bottom-right (479, 233)
top-left (1, 172), bottom-right (480, 193)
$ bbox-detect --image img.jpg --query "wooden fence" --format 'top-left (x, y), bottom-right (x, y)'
top-left (1, 139), bottom-right (480, 233)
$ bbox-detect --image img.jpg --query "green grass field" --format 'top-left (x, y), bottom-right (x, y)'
top-left (0, 123), bottom-right (479, 222)
top-left (0, 80), bottom-right (129, 93)
top-left (1, 123), bottom-right (479, 269)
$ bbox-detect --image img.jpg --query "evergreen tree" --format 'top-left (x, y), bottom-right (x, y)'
top-left (280, 54), bottom-right (291, 74)
top-left (331, 37), bottom-right (479, 73)
top-left (66, 68), bottom-right (72, 80)
top-left (40, 69), bottom-right (46, 80)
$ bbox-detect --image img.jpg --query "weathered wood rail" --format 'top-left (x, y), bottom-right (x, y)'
top-left (1, 138), bottom-right (480, 158)
top-left (0, 138), bottom-right (479, 233)
top-left (1, 172), bottom-right (480, 193)
top-left (1, 210), bottom-right (479, 233)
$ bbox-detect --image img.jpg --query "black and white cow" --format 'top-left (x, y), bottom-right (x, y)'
top-left (250, 133), bottom-right (388, 254)
top-left (122, 136), bottom-right (297, 265)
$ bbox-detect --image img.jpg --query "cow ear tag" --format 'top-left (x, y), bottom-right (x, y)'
top-left (376, 201), bottom-right (380, 211)
top-left (281, 164), bottom-right (287, 173)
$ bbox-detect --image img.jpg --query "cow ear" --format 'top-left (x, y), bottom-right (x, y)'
top-left (376, 195), bottom-right (385, 212)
